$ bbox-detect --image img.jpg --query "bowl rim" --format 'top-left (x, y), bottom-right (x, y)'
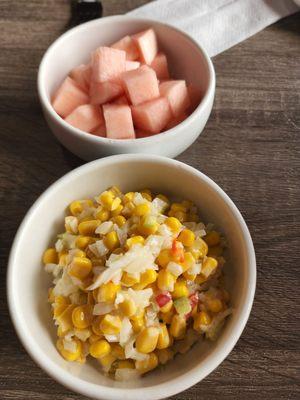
top-left (37, 15), bottom-right (216, 146)
top-left (7, 154), bottom-right (256, 400)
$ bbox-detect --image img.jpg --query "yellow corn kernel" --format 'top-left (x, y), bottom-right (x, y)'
top-left (116, 360), bottom-right (135, 369)
top-left (57, 326), bottom-right (64, 337)
top-left (133, 269), bottom-right (157, 290)
top-left (111, 343), bottom-right (126, 360)
top-left (178, 229), bottom-right (195, 247)
top-left (202, 257), bottom-right (218, 278)
top-left (207, 298), bottom-right (223, 313)
top-left (181, 251), bottom-right (195, 272)
top-left (53, 303), bottom-right (69, 319)
top-left (133, 203), bottom-right (151, 216)
top-left (97, 282), bottom-right (120, 303)
top-left (69, 200), bottom-right (83, 216)
top-left (48, 287), bottom-right (55, 303)
top-left (208, 245), bottom-right (224, 257)
top-left (95, 208), bottom-right (110, 222)
top-left (118, 298), bottom-right (137, 317)
top-left (156, 249), bottom-right (172, 268)
top-left (193, 311), bottom-right (212, 331)
top-left (100, 314), bottom-right (122, 335)
top-left (139, 215), bottom-right (159, 236)
top-left (121, 272), bottom-right (140, 287)
top-left (131, 315), bottom-right (144, 333)
top-left (111, 204), bottom-right (124, 216)
top-left (56, 304), bottom-right (76, 333)
top-left (123, 192), bottom-right (134, 204)
top-left (104, 231), bottom-right (119, 251)
top-left (190, 238), bottom-right (208, 259)
top-left (183, 270), bottom-right (196, 281)
top-left (78, 220), bottom-right (100, 236)
top-left (171, 203), bottom-right (187, 213)
top-left (109, 197), bottom-right (122, 211)
top-left (187, 213), bottom-right (199, 222)
top-left (136, 327), bottom-right (160, 354)
top-left (98, 353), bottom-right (117, 368)
top-left (157, 324), bottom-right (170, 350)
top-left (141, 192), bottom-right (152, 202)
top-left (160, 299), bottom-right (173, 313)
top-left (122, 201), bottom-right (135, 218)
top-left (53, 294), bottom-right (69, 306)
top-left (89, 339), bottom-right (111, 359)
top-left (171, 279), bottom-right (188, 299)
top-left (126, 235), bottom-right (145, 249)
top-left (68, 257), bottom-right (92, 280)
top-left (165, 217), bottom-right (182, 232)
top-left (204, 231), bottom-right (221, 247)
top-left (109, 185), bottom-right (122, 196)
top-left (157, 270), bottom-right (176, 292)
top-left (112, 215), bottom-right (126, 227)
top-left (73, 249), bottom-right (86, 258)
top-left (75, 236), bottom-right (93, 250)
top-left (170, 315), bottom-right (186, 338)
top-left (136, 352), bottom-right (158, 374)
top-left (99, 191), bottom-right (114, 207)
top-left (160, 307), bottom-right (175, 324)
top-left (57, 337), bottom-right (82, 362)
top-left (156, 348), bottom-right (174, 365)
top-left (89, 333), bottom-right (103, 344)
top-left (42, 248), bottom-right (58, 264)
top-left (72, 305), bottom-right (93, 329)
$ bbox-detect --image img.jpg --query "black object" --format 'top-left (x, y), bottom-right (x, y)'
top-left (70, 0), bottom-right (103, 26)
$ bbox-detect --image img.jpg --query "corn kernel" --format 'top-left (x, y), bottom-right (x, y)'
top-left (78, 220), bottom-right (100, 236)
top-left (121, 272), bottom-right (140, 287)
top-left (122, 201), bottom-right (135, 217)
top-left (68, 257), bottom-right (92, 280)
top-left (208, 245), bottom-right (224, 257)
top-left (156, 249), bottom-right (172, 268)
top-left (156, 348), bottom-right (174, 365)
top-left (97, 282), bottom-right (120, 303)
top-left (165, 217), bottom-right (182, 232)
top-left (160, 299), bottom-right (173, 313)
top-left (171, 279), bottom-right (188, 299)
top-left (56, 304), bottom-right (76, 333)
top-left (69, 200), bottom-right (83, 216)
top-left (189, 238), bottom-right (208, 259)
top-left (43, 248), bottom-right (58, 264)
top-left (57, 337), bottom-right (82, 361)
top-left (160, 307), bottom-right (175, 324)
top-left (100, 314), bottom-right (122, 335)
top-left (135, 352), bottom-right (158, 374)
top-left (126, 235), bottom-right (145, 249)
top-left (72, 305), bottom-right (93, 329)
top-left (111, 204), bottom-right (124, 216)
top-left (112, 215), bottom-right (126, 227)
top-left (123, 192), bottom-right (135, 204)
top-left (109, 185), bottom-right (122, 196)
top-left (75, 236), bottom-right (93, 250)
top-left (99, 191), bottom-right (115, 207)
top-left (111, 343), bottom-right (126, 360)
top-left (98, 353), bottom-right (117, 368)
top-left (118, 298), bottom-right (137, 317)
top-left (171, 203), bottom-right (187, 213)
top-left (157, 324), bottom-right (170, 350)
top-left (89, 333), bottom-right (103, 344)
top-left (48, 287), bottom-right (55, 303)
top-left (139, 215), bottom-right (159, 236)
top-left (204, 231), bottom-right (221, 246)
top-left (207, 298), bottom-right (223, 313)
top-left (202, 257), bottom-right (218, 278)
top-left (131, 315), bottom-right (144, 333)
top-left (183, 270), bottom-right (196, 281)
top-left (193, 311), bottom-right (212, 331)
top-left (141, 192), bottom-right (152, 202)
top-left (157, 270), bottom-right (176, 291)
top-left (116, 360), bottom-right (135, 369)
top-left (133, 269), bottom-right (157, 290)
top-left (104, 231), bottom-right (119, 251)
top-left (181, 252), bottom-right (195, 272)
top-left (136, 327), bottom-right (160, 353)
top-left (95, 208), bottom-right (110, 222)
top-left (178, 229), bottom-right (195, 247)
top-left (89, 339), bottom-right (111, 359)
top-left (133, 203), bottom-right (151, 216)
top-left (170, 315), bottom-right (186, 338)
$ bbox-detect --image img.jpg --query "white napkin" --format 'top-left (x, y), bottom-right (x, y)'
top-left (128, 0), bottom-right (299, 57)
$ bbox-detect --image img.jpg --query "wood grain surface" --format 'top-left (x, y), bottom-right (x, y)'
top-left (0, 1), bottom-right (299, 399)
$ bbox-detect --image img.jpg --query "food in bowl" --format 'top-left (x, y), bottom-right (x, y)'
top-left (51, 28), bottom-right (201, 140)
top-left (43, 186), bottom-right (231, 381)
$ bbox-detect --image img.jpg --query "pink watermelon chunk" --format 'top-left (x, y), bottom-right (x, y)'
top-left (131, 97), bottom-right (172, 134)
top-left (132, 28), bottom-right (158, 65)
top-left (160, 80), bottom-right (191, 117)
top-left (165, 112), bottom-right (188, 130)
top-left (111, 35), bottom-right (139, 61)
top-left (187, 84), bottom-right (202, 111)
top-left (69, 64), bottom-right (91, 92)
top-left (64, 104), bottom-right (103, 132)
top-left (103, 104), bottom-right (135, 139)
top-left (90, 81), bottom-right (123, 105)
top-left (126, 60), bottom-right (141, 71)
top-left (91, 124), bottom-right (106, 137)
top-left (150, 53), bottom-right (169, 80)
top-left (52, 77), bottom-right (89, 118)
top-left (122, 65), bottom-right (159, 106)
top-left (91, 47), bottom-right (126, 83)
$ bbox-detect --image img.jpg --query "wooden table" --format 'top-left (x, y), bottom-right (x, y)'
top-left (1, 1), bottom-right (299, 399)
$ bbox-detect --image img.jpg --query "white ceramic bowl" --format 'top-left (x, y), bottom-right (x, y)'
top-left (37, 16), bottom-right (215, 161)
top-left (8, 155), bottom-right (255, 400)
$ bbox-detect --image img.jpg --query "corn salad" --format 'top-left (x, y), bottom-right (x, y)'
top-left (43, 187), bottom-right (231, 381)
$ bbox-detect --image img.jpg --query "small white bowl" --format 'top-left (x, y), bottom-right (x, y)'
top-left (7, 155), bottom-right (255, 400)
top-left (37, 16), bottom-right (215, 160)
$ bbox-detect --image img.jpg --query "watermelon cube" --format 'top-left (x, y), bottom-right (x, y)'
top-left (52, 77), bottom-right (89, 118)
top-left (64, 104), bottom-right (104, 133)
top-left (69, 64), bottom-right (91, 92)
top-left (187, 84), bottom-right (202, 111)
top-left (122, 65), bottom-right (159, 106)
top-left (90, 81), bottom-right (123, 105)
top-left (132, 28), bottom-right (158, 65)
top-left (111, 35), bottom-right (139, 61)
top-left (166, 112), bottom-right (188, 130)
top-left (91, 46), bottom-right (126, 83)
top-left (103, 104), bottom-right (135, 139)
top-left (160, 80), bottom-right (191, 117)
top-left (126, 60), bottom-right (141, 71)
top-left (92, 124), bottom-right (106, 137)
top-left (131, 97), bottom-right (172, 134)
top-left (150, 53), bottom-right (169, 80)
